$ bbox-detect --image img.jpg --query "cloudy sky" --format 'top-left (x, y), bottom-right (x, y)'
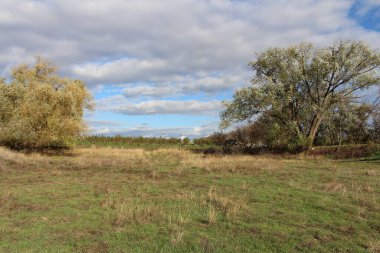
top-left (1, 0), bottom-right (379, 138)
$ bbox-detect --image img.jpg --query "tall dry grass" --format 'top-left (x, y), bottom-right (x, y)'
top-left (0, 146), bottom-right (147, 171)
top-left (0, 146), bottom-right (294, 175)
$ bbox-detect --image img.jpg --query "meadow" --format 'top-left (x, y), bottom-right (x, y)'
top-left (0, 146), bottom-right (379, 252)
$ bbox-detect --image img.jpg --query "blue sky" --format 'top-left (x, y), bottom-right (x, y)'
top-left (0, 0), bottom-right (379, 138)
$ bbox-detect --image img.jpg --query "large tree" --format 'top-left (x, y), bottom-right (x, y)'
top-left (0, 57), bottom-right (93, 149)
top-left (221, 41), bottom-right (380, 150)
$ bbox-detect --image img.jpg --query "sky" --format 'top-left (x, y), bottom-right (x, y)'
top-left (0, 0), bottom-right (379, 138)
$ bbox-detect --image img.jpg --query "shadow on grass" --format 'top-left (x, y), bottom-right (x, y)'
top-left (1, 146), bottom-right (78, 157)
top-left (340, 153), bottom-right (380, 163)
top-left (356, 156), bottom-right (380, 163)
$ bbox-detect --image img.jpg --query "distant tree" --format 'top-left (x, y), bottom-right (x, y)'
top-left (0, 57), bottom-right (93, 149)
top-left (346, 102), bottom-right (378, 144)
top-left (221, 41), bottom-right (380, 150)
top-left (209, 132), bottom-right (227, 146)
top-left (182, 137), bottom-right (190, 145)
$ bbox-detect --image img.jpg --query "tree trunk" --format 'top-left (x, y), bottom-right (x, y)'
top-left (307, 112), bottom-right (323, 150)
top-left (336, 111), bottom-right (343, 152)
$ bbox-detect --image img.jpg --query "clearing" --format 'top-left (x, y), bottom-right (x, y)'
top-left (0, 147), bottom-right (379, 252)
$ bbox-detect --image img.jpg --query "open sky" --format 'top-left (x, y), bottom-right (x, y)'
top-left (1, 0), bottom-right (379, 138)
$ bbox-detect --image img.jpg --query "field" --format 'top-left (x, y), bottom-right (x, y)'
top-left (0, 147), bottom-right (379, 252)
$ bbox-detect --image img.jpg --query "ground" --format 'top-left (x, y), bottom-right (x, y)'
top-left (0, 147), bottom-right (379, 252)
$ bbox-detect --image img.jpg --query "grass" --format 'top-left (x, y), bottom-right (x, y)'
top-left (76, 136), bottom-right (183, 150)
top-left (0, 147), bottom-right (379, 252)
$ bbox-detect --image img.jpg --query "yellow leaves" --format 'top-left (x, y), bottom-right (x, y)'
top-left (0, 57), bottom-right (92, 149)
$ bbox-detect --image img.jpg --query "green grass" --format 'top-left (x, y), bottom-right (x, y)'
top-left (76, 136), bottom-right (183, 150)
top-left (76, 139), bottom-right (219, 152)
top-left (0, 147), bottom-right (379, 252)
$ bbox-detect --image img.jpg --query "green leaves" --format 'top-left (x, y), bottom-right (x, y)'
top-left (220, 87), bottom-right (266, 128)
top-left (221, 40), bottom-right (380, 149)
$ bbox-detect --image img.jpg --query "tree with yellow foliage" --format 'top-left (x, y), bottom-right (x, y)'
top-left (0, 57), bottom-right (93, 150)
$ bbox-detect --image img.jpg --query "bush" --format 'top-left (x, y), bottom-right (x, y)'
top-left (0, 57), bottom-right (92, 150)
top-left (81, 135), bottom-right (182, 147)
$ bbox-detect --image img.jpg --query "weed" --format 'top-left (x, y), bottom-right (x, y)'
top-left (170, 226), bottom-right (185, 246)
top-left (112, 199), bottom-right (166, 226)
top-left (207, 205), bottom-right (217, 224)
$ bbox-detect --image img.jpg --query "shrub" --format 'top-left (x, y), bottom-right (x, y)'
top-left (0, 57), bottom-right (92, 150)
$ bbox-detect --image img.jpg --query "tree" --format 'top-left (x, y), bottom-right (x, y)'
top-left (373, 105), bottom-right (380, 142)
top-left (221, 41), bottom-right (380, 150)
top-left (0, 57), bottom-right (93, 149)
top-left (314, 102), bottom-right (378, 146)
top-left (182, 137), bottom-right (190, 145)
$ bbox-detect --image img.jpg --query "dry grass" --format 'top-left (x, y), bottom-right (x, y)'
top-left (0, 146), bottom-right (288, 173)
top-left (203, 187), bottom-right (247, 221)
top-left (0, 191), bottom-right (16, 210)
top-left (170, 226), bottom-right (185, 246)
top-left (368, 240), bottom-right (380, 253)
top-left (324, 181), bottom-right (347, 194)
top-left (0, 147), bottom-right (150, 173)
top-left (182, 151), bottom-right (287, 173)
top-left (207, 205), bottom-right (217, 224)
top-left (112, 199), bottom-right (167, 226)
top-left (1, 146), bottom-right (379, 252)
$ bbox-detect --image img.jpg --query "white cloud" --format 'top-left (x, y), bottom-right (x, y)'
top-left (121, 72), bottom-right (248, 98)
top-left (1, 0), bottom-right (380, 135)
top-left (192, 126), bottom-right (203, 136)
top-left (123, 85), bottom-right (174, 98)
top-left (85, 119), bottom-right (123, 127)
top-left (90, 127), bottom-right (111, 135)
top-left (73, 58), bottom-right (168, 84)
top-left (2, 0), bottom-right (379, 89)
top-left (96, 96), bottom-right (222, 115)
top-left (88, 124), bottom-right (218, 138)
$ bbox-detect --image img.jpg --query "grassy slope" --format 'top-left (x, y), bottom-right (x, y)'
top-left (0, 148), bottom-right (379, 252)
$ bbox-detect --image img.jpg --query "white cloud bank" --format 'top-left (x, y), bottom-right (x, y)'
top-left (96, 96), bottom-right (222, 115)
top-left (1, 0), bottom-right (379, 92)
top-left (1, 0), bottom-right (380, 134)
top-left (88, 123), bottom-right (217, 138)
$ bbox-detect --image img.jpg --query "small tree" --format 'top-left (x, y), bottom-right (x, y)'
top-left (0, 57), bottom-right (93, 149)
top-left (221, 41), bottom-right (380, 150)
top-left (182, 137), bottom-right (190, 145)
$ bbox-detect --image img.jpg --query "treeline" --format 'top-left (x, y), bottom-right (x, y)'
top-left (80, 135), bottom-right (182, 147)
top-left (195, 103), bottom-right (380, 152)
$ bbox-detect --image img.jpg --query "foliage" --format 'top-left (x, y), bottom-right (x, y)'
top-left (80, 135), bottom-right (182, 148)
top-left (194, 132), bottom-right (227, 146)
top-left (197, 104), bottom-right (379, 153)
top-left (182, 137), bottom-right (190, 145)
top-left (373, 104), bottom-right (380, 142)
top-left (315, 102), bottom-right (379, 146)
top-left (221, 40), bottom-right (380, 150)
top-left (0, 57), bottom-right (92, 149)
